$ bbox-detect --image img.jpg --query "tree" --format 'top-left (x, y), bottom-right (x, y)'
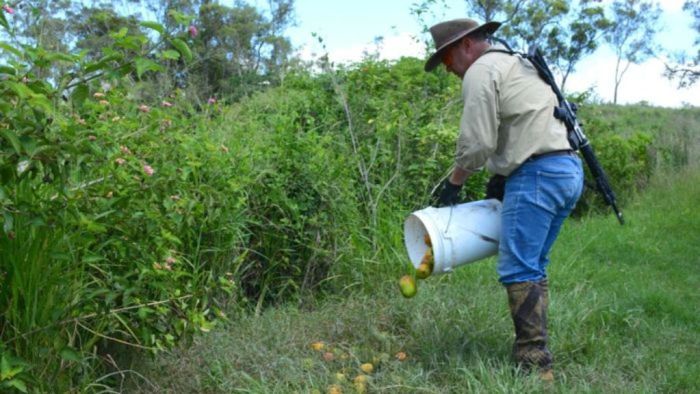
top-left (545, 1), bottom-right (611, 91)
top-left (464, 0), bottom-right (527, 25)
top-left (465, 0), bottom-right (610, 92)
top-left (70, 7), bottom-right (143, 61)
top-left (409, 1), bottom-right (609, 92)
top-left (664, 0), bottom-right (700, 87)
top-left (603, 0), bottom-right (661, 104)
top-left (0, 0), bottom-right (296, 102)
top-left (135, 0), bottom-right (295, 102)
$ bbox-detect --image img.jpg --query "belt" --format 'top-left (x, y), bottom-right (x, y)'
top-left (528, 149), bottom-right (576, 161)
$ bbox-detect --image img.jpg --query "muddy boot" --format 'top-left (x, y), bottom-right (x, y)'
top-left (506, 279), bottom-right (553, 380)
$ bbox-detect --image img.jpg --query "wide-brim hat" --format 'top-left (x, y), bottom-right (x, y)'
top-left (424, 18), bottom-right (501, 72)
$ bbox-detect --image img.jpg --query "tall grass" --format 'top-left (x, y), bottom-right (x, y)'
top-left (0, 208), bottom-right (89, 388)
top-left (127, 166), bottom-right (700, 393)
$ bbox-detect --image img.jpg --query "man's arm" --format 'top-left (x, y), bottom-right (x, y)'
top-left (449, 166), bottom-right (474, 186)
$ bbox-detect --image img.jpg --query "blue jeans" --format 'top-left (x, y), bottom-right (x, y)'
top-left (497, 154), bottom-right (584, 284)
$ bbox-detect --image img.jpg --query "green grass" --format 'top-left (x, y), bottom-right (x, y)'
top-left (126, 168), bottom-right (700, 393)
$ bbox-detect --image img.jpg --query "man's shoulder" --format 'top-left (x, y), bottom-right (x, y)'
top-left (477, 47), bottom-right (518, 66)
top-left (469, 48), bottom-right (518, 79)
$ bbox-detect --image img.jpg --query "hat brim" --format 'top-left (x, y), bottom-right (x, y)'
top-left (424, 21), bottom-right (502, 72)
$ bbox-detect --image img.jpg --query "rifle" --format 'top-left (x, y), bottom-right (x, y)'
top-left (491, 38), bottom-right (624, 225)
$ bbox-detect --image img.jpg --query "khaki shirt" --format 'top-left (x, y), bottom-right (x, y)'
top-left (455, 46), bottom-right (571, 176)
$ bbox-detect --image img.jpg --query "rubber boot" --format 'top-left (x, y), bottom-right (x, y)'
top-left (506, 279), bottom-right (553, 381)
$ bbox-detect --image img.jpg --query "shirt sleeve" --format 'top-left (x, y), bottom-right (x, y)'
top-left (454, 63), bottom-right (500, 172)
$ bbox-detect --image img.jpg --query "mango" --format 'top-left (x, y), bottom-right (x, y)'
top-left (398, 275), bottom-right (417, 298)
top-left (416, 262), bottom-right (432, 279)
top-left (420, 248), bottom-right (434, 267)
top-left (360, 363), bottom-right (374, 374)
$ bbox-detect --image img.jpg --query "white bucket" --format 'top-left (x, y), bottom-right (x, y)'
top-left (403, 199), bottom-right (502, 274)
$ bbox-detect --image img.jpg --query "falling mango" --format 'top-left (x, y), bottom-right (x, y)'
top-left (416, 262), bottom-right (432, 279)
top-left (420, 248), bottom-right (434, 267)
top-left (398, 275), bottom-right (417, 298)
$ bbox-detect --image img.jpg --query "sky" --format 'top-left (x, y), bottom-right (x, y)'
top-left (280, 0), bottom-right (699, 108)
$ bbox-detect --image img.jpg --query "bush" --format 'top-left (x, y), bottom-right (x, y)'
top-left (1, 21), bottom-right (238, 392)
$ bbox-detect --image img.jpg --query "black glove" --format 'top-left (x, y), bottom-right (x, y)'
top-left (485, 174), bottom-right (506, 201)
top-left (433, 179), bottom-right (463, 207)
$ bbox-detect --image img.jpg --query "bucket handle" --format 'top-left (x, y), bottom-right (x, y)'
top-left (443, 205), bottom-right (455, 235)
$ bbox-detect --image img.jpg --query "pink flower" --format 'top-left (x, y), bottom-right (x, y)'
top-left (115, 158), bottom-right (126, 165)
top-left (165, 256), bottom-right (177, 264)
top-left (143, 164), bottom-right (154, 176)
top-left (207, 97), bottom-right (217, 105)
top-left (2, 4), bottom-right (14, 14)
top-left (138, 104), bottom-right (150, 113)
top-left (88, 135), bottom-right (97, 141)
top-left (188, 25), bottom-right (198, 38)
top-left (120, 145), bottom-right (131, 155)
top-left (161, 101), bottom-right (173, 107)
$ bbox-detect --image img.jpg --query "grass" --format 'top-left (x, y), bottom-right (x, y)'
top-left (125, 168), bottom-right (700, 393)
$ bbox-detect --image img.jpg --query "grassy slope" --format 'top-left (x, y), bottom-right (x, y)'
top-left (128, 168), bottom-right (699, 393)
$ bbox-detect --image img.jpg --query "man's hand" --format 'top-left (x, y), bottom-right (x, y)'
top-left (433, 179), bottom-right (463, 207)
top-left (485, 175), bottom-right (505, 201)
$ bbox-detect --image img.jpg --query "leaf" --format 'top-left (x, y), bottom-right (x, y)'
top-left (161, 49), bottom-right (180, 60)
top-left (82, 255), bottom-right (104, 263)
top-left (167, 10), bottom-right (192, 26)
top-left (134, 57), bottom-right (163, 79)
top-left (79, 215), bottom-right (107, 234)
top-left (0, 42), bottom-right (21, 58)
top-left (111, 27), bottom-right (128, 39)
top-left (84, 54), bottom-right (121, 73)
top-left (0, 65), bottom-right (15, 75)
top-left (170, 38), bottom-right (192, 62)
top-left (137, 307), bottom-right (152, 320)
top-left (0, 13), bottom-right (8, 31)
top-left (59, 347), bottom-right (81, 363)
top-left (0, 355), bottom-right (22, 380)
top-left (3, 212), bottom-right (13, 234)
top-left (7, 379), bottom-right (28, 393)
top-left (71, 84), bottom-right (88, 108)
top-left (46, 52), bottom-right (76, 63)
top-left (1, 130), bottom-right (22, 154)
top-left (5, 81), bottom-right (33, 99)
top-left (140, 21), bottom-right (165, 34)
top-left (28, 96), bottom-right (53, 114)
top-left (160, 228), bottom-right (182, 245)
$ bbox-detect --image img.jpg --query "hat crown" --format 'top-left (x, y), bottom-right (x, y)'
top-left (424, 18), bottom-right (501, 72)
top-left (429, 18), bottom-right (480, 49)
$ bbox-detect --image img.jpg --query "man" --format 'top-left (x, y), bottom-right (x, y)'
top-left (425, 18), bottom-right (584, 381)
